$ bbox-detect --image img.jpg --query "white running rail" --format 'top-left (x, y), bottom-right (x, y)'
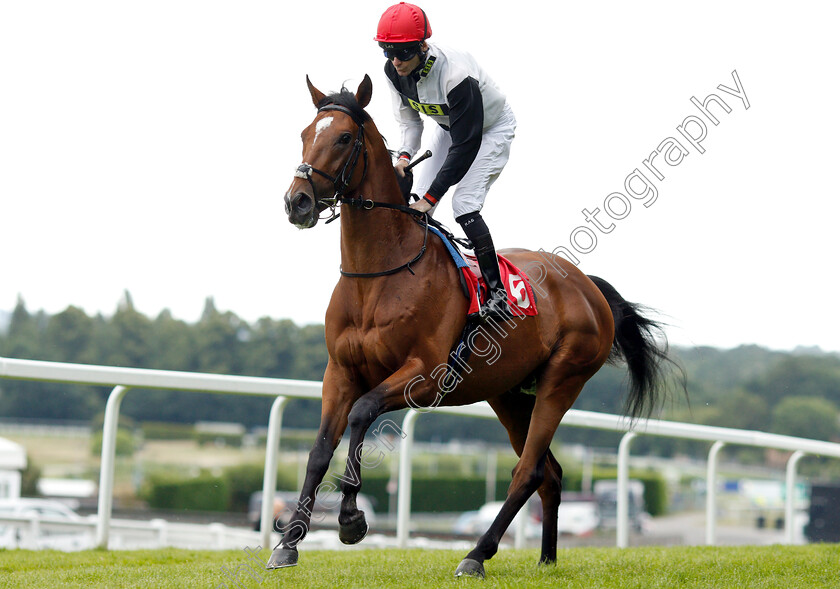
top-left (3, 356), bottom-right (839, 550)
top-left (0, 356), bottom-right (320, 549)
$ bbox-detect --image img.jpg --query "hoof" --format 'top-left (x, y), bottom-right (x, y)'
top-left (339, 511), bottom-right (369, 545)
top-left (454, 558), bottom-right (485, 579)
top-left (266, 547), bottom-right (298, 569)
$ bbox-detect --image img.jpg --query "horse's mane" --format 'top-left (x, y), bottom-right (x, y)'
top-left (316, 86), bottom-right (371, 126)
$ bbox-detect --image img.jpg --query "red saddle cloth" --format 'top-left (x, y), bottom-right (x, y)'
top-left (461, 254), bottom-right (539, 317)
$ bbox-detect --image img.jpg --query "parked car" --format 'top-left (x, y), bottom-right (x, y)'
top-left (0, 498), bottom-right (94, 551)
top-left (452, 509), bottom-right (481, 535)
top-left (248, 491), bottom-right (376, 531)
top-left (555, 499), bottom-right (601, 536)
top-left (453, 495), bottom-right (599, 538)
top-left (452, 500), bottom-right (538, 538)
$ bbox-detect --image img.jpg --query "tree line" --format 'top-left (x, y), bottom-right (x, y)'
top-left (2, 294), bottom-right (840, 453)
top-left (0, 293), bottom-right (327, 427)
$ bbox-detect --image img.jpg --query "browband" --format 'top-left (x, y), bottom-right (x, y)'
top-left (318, 104), bottom-right (362, 124)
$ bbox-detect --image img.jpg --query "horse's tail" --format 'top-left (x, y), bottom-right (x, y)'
top-left (587, 275), bottom-right (685, 420)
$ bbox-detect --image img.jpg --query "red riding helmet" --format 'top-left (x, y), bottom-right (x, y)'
top-left (374, 2), bottom-right (432, 44)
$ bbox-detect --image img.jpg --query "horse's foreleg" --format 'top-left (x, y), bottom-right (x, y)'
top-left (336, 359), bottom-right (432, 545)
top-left (335, 391), bottom-right (383, 544)
top-left (267, 372), bottom-right (356, 569)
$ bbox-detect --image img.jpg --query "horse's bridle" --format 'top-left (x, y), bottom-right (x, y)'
top-left (294, 102), bottom-right (462, 278)
top-left (294, 104), bottom-right (369, 216)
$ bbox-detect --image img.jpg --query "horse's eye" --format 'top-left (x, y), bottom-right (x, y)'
top-left (338, 133), bottom-right (352, 145)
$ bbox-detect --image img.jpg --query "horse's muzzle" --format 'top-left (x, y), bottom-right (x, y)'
top-left (285, 191), bottom-right (316, 228)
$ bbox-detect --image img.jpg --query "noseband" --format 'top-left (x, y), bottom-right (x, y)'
top-left (295, 104), bottom-right (369, 212)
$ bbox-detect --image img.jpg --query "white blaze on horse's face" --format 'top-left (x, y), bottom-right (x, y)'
top-left (313, 116), bottom-right (333, 146)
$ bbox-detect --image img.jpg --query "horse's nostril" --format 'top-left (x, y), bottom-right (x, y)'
top-left (293, 193), bottom-right (313, 214)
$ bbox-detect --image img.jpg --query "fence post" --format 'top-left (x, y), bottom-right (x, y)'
top-left (27, 513), bottom-right (41, 549)
top-left (396, 410), bottom-right (420, 548)
top-left (151, 518), bottom-right (167, 548)
top-left (209, 522), bottom-right (227, 549)
top-left (705, 440), bottom-right (725, 545)
top-left (617, 431), bottom-right (636, 548)
top-left (260, 395), bottom-right (289, 549)
top-left (514, 503), bottom-right (528, 549)
top-left (96, 385), bottom-right (130, 549)
top-left (785, 450), bottom-right (805, 544)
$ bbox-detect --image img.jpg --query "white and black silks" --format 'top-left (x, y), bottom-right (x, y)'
top-left (384, 42), bottom-right (509, 202)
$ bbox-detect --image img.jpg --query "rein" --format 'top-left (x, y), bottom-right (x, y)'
top-left (336, 197), bottom-right (471, 278)
top-left (338, 200), bottom-right (431, 278)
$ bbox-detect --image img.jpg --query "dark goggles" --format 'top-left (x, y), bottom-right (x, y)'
top-left (380, 43), bottom-right (421, 62)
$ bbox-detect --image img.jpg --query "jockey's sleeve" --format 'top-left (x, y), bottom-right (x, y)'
top-left (426, 76), bottom-right (484, 201)
top-left (395, 99), bottom-right (423, 157)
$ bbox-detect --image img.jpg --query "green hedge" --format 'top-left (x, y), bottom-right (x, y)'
top-left (144, 463), bottom-right (298, 512)
top-left (142, 463), bottom-right (668, 517)
top-left (223, 463), bottom-right (297, 513)
top-left (360, 468), bottom-right (667, 516)
top-left (635, 473), bottom-right (667, 516)
top-left (145, 471), bottom-right (230, 512)
top-left (359, 474), bottom-right (509, 513)
top-left (90, 429), bottom-right (135, 457)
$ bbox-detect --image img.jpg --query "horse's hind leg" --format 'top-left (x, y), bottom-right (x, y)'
top-left (456, 368), bottom-right (590, 579)
top-left (539, 452), bottom-right (563, 564)
top-left (488, 391), bottom-right (564, 566)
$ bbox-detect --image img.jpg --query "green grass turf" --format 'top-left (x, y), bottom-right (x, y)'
top-left (1, 545), bottom-right (839, 588)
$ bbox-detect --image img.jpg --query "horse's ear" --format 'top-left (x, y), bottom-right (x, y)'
top-left (355, 74), bottom-right (372, 109)
top-left (306, 75), bottom-right (326, 107)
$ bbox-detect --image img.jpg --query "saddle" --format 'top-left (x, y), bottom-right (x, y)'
top-left (427, 226), bottom-right (538, 319)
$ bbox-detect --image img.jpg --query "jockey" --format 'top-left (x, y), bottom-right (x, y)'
top-left (375, 2), bottom-right (517, 321)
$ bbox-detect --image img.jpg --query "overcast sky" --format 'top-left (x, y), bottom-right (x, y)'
top-left (2, 1), bottom-right (839, 353)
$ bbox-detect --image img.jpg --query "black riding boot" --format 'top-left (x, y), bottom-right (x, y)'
top-left (473, 234), bottom-right (515, 321)
top-left (456, 212), bottom-right (514, 321)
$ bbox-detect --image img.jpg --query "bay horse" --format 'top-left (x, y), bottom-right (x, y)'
top-left (270, 74), bottom-right (678, 579)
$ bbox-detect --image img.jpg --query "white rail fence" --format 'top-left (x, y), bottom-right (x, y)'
top-left (2, 356), bottom-right (839, 551)
top-left (0, 512), bottom-right (258, 551)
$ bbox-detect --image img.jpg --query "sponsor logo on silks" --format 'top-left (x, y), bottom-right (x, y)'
top-left (407, 98), bottom-right (449, 116)
top-left (420, 56), bottom-right (436, 77)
